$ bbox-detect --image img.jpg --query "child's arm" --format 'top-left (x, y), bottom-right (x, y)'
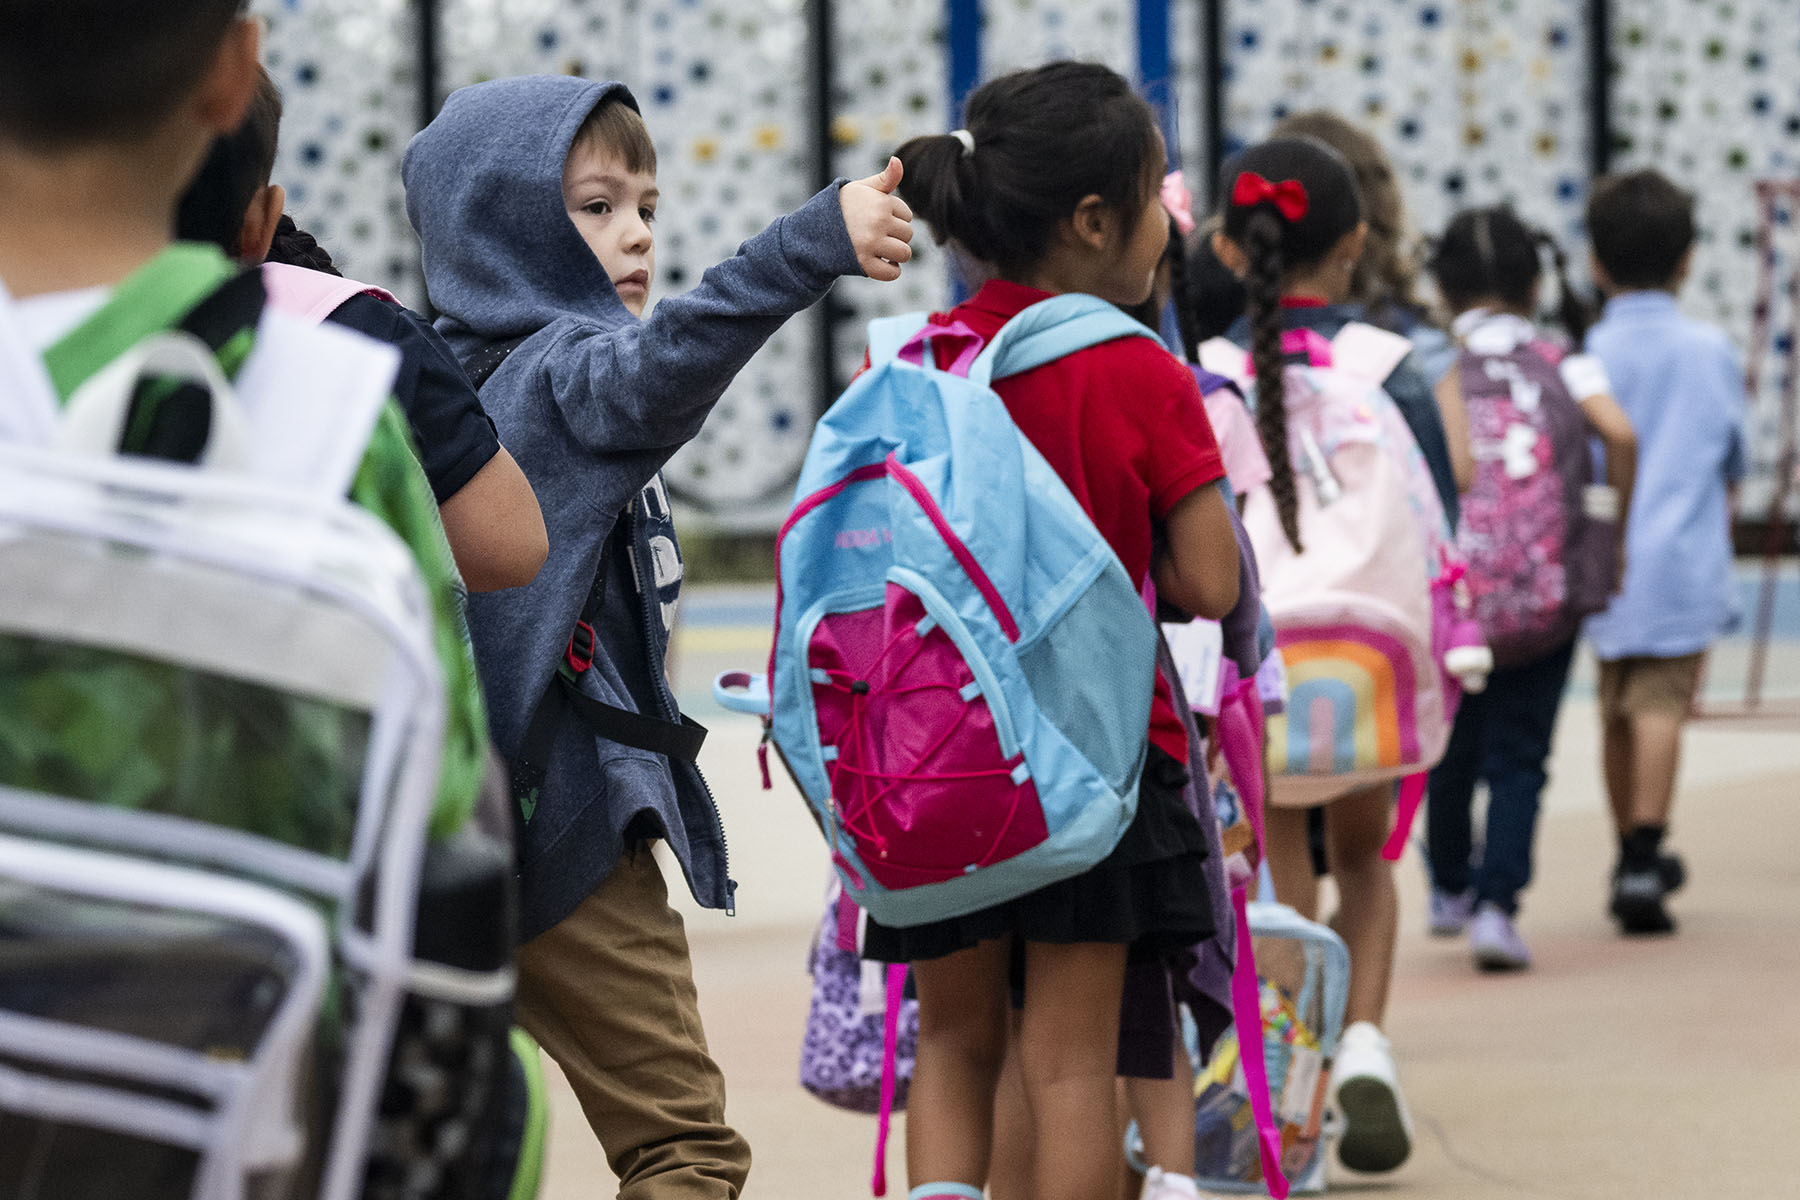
top-left (542, 162), bottom-right (912, 470)
top-left (1156, 483), bottom-right (1241, 620)
top-left (438, 445), bottom-right (549, 591)
top-left (1578, 390), bottom-right (1636, 529)
top-left (1433, 367), bottom-right (1476, 492)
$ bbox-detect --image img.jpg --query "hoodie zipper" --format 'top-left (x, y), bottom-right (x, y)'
top-left (632, 499), bottom-right (736, 916)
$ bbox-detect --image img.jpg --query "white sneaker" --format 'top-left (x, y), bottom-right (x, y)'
top-left (1329, 1021), bottom-right (1414, 1173)
top-left (1140, 1167), bottom-right (1203, 1200)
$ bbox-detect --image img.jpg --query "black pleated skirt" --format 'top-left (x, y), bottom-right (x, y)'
top-left (863, 745), bottom-right (1215, 964)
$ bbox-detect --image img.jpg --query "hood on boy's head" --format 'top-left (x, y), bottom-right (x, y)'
top-left (404, 75), bottom-right (638, 343)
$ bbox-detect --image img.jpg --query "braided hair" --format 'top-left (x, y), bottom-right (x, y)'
top-left (266, 213), bottom-right (343, 277)
top-left (1217, 138), bottom-right (1363, 553)
top-left (1428, 206), bottom-right (1593, 343)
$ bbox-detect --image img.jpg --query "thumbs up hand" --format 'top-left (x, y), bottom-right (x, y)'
top-left (839, 156), bottom-right (914, 282)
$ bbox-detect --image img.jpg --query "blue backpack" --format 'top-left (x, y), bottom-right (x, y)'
top-left (724, 294), bottom-right (1164, 928)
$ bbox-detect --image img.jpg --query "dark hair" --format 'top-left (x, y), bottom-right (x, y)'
top-left (0, 0), bottom-right (247, 150)
top-left (265, 214), bottom-right (342, 277)
top-left (1429, 205), bottom-right (1593, 343)
top-left (1271, 109), bottom-right (1421, 327)
top-left (1586, 169), bottom-right (1695, 291)
top-left (1180, 217), bottom-right (1249, 346)
top-left (1217, 138), bottom-right (1362, 552)
top-left (574, 95), bottom-right (657, 175)
top-left (176, 68), bottom-right (282, 255)
top-left (893, 61), bottom-right (1163, 278)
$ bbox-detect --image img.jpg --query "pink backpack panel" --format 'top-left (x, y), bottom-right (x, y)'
top-left (261, 261), bottom-right (397, 325)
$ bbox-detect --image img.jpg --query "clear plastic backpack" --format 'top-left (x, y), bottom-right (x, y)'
top-left (0, 310), bottom-right (525, 1199)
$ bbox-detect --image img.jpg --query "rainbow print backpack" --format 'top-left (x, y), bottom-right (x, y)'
top-left (746, 295), bottom-right (1163, 928)
top-left (1201, 325), bottom-right (1478, 821)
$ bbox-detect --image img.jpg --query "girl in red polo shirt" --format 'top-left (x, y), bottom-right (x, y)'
top-left (858, 62), bottom-right (1241, 1200)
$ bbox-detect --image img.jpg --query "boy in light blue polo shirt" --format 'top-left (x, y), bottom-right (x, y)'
top-left (1582, 169), bottom-right (1747, 935)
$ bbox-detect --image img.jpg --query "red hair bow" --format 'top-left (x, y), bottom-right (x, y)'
top-left (1231, 171), bottom-right (1309, 222)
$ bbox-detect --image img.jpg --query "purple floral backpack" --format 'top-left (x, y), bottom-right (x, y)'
top-left (1452, 315), bottom-right (1618, 667)
top-left (801, 882), bottom-right (917, 1195)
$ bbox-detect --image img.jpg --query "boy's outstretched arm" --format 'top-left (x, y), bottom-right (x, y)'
top-left (543, 161), bottom-right (913, 476)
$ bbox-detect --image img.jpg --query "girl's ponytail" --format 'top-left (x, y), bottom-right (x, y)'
top-left (1535, 229), bottom-right (1594, 346)
top-left (894, 131), bottom-right (995, 267)
top-left (1242, 205), bottom-right (1304, 552)
top-left (266, 213), bottom-right (343, 277)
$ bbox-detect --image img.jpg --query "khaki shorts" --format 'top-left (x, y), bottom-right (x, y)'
top-left (1597, 652), bottom-right (1704, 721)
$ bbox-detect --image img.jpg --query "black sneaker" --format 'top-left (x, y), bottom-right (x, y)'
top-left (1611, 865), bottom-right (1676, 935)
top-left (1658, 851), bottom-right (1687, 896)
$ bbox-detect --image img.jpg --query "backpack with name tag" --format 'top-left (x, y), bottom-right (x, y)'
top-left (1450, 315), bottom-right (1619, 667)
top-left (723, 294), bottom-right (1163, 928)
top-left (0, 252), bottom-right (531, 1200)
top-left (1201, 324), bottom-right (1488, 845)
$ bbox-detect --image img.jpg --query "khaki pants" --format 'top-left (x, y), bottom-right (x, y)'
top-left (515, 842), bottom-right (751, 1199)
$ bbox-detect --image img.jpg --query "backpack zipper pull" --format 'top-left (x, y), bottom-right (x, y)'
top-left (1300, 428), bottom-right (1342, 506)
top-left (757, 724), bottom-right (773, 791)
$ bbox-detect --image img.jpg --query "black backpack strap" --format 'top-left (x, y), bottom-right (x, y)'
top-left (121, 267), bottom-right (267, 463)
top-left (461, 335), bottom-right (531, 391)
top-left (507, 522), bottom-right (708, 815)
top-left (508, 625), bottom-right (709, 813)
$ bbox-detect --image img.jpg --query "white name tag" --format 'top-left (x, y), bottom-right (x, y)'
top-left (1163, 619), bottom-right (1226, 715)
top-left (857, 959), bottom-right (888, 1018)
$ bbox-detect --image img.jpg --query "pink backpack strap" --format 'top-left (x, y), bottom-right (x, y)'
top-left (1217, 674), bottom-right (1289, 1198)
top-left (872, 963), bottom-right (907, 1196)
top-left (261, 261), bottom-right (399, 326)
top-left (1382, 772), bottom-right (1429, 862)
top-left (1327, 321), bottom-right (1413, 389)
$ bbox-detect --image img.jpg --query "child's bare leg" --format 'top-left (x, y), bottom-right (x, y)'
top-left (908, 938), bottom-right (1012, 1190)
top-left (1627, 711), bottom-right (1684, 829)
top-left (1324, 784), bottom-right (1400, 1028)
top-left (1602, 715), bottom-right (1635, 834)
top-left (987, 1012), bottom-right (1033, 1200)
top-left (1017, 940), bottom-right (1129, 1200)
top-left (1263, 804), bottom-right (1321, 918)
top-left (1122, 1029), bottom-right (1196, 1177)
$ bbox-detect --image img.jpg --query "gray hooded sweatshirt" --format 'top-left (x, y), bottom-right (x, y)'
top-left (403, 76), bottom-right (862, 938)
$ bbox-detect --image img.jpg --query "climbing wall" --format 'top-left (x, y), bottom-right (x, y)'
top-left (1608, 0), bottom-right (1800, 514)
top-left (826, 0), bottom-right (953, 386)
top-left (256, 0), bottom-right (424, 302)
top-left (255, 0), bottom-right (1800, 521)
top-left (1218, 0), bottom-right (1594, 251)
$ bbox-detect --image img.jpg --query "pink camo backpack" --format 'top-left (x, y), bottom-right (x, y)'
top-left (1451, 314), bottom-right (1619, 667)
top-left (1201, 325), bottom-right (1488, 856)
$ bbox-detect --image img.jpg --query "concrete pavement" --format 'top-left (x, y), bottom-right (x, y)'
top-left (536, 583), bottom-right (1800, 1198)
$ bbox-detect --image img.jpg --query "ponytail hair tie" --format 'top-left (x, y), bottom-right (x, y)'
top-left (1231, 171), bottom-right (1309, 222)
top-left (950, 129), bottom-right (975, 158)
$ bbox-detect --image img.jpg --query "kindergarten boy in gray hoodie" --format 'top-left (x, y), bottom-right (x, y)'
top-left (403, 76), bottom-right (912, 1195)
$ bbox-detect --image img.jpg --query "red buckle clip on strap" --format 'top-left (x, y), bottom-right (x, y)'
top-left (565, 620), bottom-right (596, 674)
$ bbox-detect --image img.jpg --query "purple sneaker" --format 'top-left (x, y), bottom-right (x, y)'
top-left (1469, 903), bottom-right (1531, 971)
top-left (1429, 888), bottom-right (1475, 937)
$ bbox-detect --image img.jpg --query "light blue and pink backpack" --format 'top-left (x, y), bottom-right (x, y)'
top-left (1201, 324), bottom-right (1489, 856)
top-left (716, 294), bottom-right (1162, 929)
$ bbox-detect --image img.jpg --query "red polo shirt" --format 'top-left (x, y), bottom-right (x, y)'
top-left (927, 280), bottom-right (1226, 762)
